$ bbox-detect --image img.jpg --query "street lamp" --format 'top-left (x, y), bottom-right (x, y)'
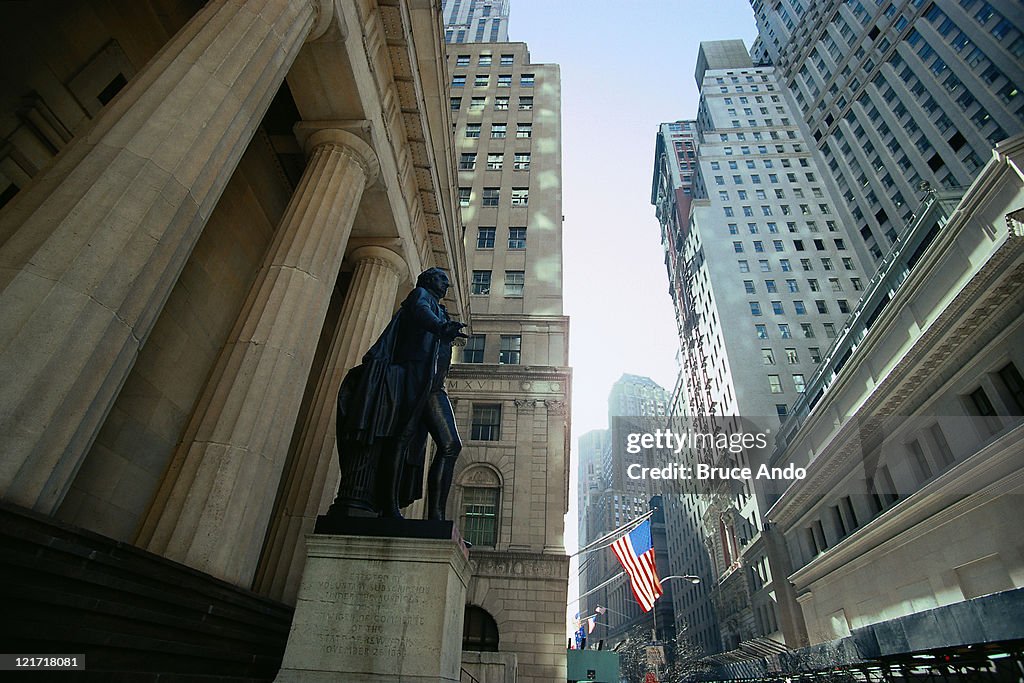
top-left (661, 574), bottom-right (701, 584)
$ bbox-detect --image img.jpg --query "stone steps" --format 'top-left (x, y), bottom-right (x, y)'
top-left (0, 503), bottom-right (293, 681)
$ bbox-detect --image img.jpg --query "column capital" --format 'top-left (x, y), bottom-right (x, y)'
top-left (306, 0), bottom-right (336, 42)
top-left (294, 124), bottom-right (380, 186)
top-left (345, 245), bottom-right (408, 281)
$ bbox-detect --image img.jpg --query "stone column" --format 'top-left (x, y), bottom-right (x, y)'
top-left (508, 399), bottom-right (536, 551)
top-left (0, 0), bottom-right (333, 514)
top-left (256, 245), bottom-right (407, 603)
top-left (137, 129), bottom-right (379, 588)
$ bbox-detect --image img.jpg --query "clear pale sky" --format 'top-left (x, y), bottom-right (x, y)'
top-left (508, 0), bottom-right (758, 439)
top-left (502, 0), bottom-right (759, 630)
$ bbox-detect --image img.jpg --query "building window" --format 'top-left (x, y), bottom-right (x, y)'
top-left (519, 96), bottom-right (533, 110)
top-left (486, 153), bottom-right (503, 170)
top-left (459, 153), bottom-right (477, 170)
top-left (463, 603), bottom-right (500, 651)
top-left (750, 301), bottom-right (762, 316)
top-left (491, 123), bottom-right (507, 139)
top-left (500, 54), bottom-right (514, 66)
top-left (514, 152), bottom-right (531, 170)
top-left (739, 260), bottom-right (750, 272)
top-left (794, 300), bottom-right (806, 314)
top-left (474, 75), bottom-right (489, 87)
top-left (504, 270), bottom-right (525, 297)
top-left (466, 123), bottom-right (481, 138)
top-left (801, 323), bottom-right (815, 339)
top-left (470, 96), bottom-right (486, 110)
top-left (520, 73), bottom-right (535, 87)
top-left (785, 348), bottom-right (799, 364)
top-left (511, 188), bottom-right (529, 206)
top-left (744, 280), bottom-right (756, 294)
top-left (497, 74), bottom-right (512, 87)
top-left (793, 374), bottom-right (806, 393)
top-left (479, 54), bottom-right (492, 66)
top-left (508, 227), bottom-right (527, 249)
top-left (452, 75), bottom-right (466, 87)
top-left (458, 187), bottom-right (471, 207)
top-left (471, 404), bottom-right (501, 441)
top-left (779, 324), bottom-right (792, 339)
top-left (755, 324), bottom-right (768, 339)
top-left (451, 97), bottom-right (462, 111)
top-left (997, 362), bottom-right (1024, 414)
top-left (471, 271), bottom-right (491, 295)
top-left (762, 348), bottom-right (775, 365)
top-left (476, 227), bottom-right (495, 249)
top-left (499, 335), bottom-right (521, 364)
top-left (516, 123), bottom-right (532, 138)
top-left (494, 96), bottom-right (509, 110)
top-left (769, 375), bottom-right (784, 393)
top-left (771, 301), bottom-right (784, 315)
top-left (462, 335), bottom-right (485, 363)
top-left (823, 323), bottom-right (836, 338)
top-left (461, 487), bottom-right (500, 548)
top-left (456, 55), bottom-right (470, 66)
top-left (776, 404), bottom-right (788, 418)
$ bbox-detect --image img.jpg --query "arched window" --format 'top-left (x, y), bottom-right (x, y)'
top-left (458, 466), bottom-right (501, 547)
top-left (462, 605), bottom-right (499, 651)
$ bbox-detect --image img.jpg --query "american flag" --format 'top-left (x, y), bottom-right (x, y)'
top-left (610, 519), bottom-right (663, 612)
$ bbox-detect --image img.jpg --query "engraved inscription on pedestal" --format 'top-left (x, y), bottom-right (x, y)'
top-left (276, 537), bottom-right (470, 683)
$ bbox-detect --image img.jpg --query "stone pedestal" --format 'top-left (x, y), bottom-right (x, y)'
top-left (275, 526), bottom-right (470, 682)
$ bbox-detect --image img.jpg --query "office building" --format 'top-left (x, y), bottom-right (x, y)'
top-left (750, 0), bottom-right (1023, 261)
top-left (445, 37), bottom-right (572, 682)
top-left (652, 39), bottom-right (874, 650)
top-left (579, 375), bottom-right (672, 647)
top-left (444, 0), bottom-right (510, 44)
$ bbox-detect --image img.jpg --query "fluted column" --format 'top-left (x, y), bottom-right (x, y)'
top-left (0, 0), bottom-right (333, 513)
top-left (137, 129), bottom-right (379, 587)
top-left (255, 246), bottom-right (407, 603)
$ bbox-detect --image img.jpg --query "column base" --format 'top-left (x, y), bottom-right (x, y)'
top-left (274, 532), bottom-right (471, 683)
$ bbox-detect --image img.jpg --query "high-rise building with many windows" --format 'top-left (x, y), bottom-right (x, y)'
top-left (443, 0), bottom-right (510, 44)
top-left (652, 39), bottom-right (873, 651)
top-left (444, 37), bottom-right (571, 682)
top-left (749, 0), bottom-right (1023, 262)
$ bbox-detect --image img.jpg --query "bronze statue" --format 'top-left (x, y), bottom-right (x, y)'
top-left (327, 268), bottom-right (467, 522)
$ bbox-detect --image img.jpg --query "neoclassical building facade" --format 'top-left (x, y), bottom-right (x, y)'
top-left (0, 0), bottom-right (476, 677)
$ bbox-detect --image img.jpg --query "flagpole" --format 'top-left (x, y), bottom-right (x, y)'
top-left (569, 570), bottom-right (626, 603)
top-left (570, 508), bottom-right (656, 560)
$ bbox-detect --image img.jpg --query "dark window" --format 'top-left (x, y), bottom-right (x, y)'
top-left (997, 362), bottom-right (1024, 414)
top-left (471, 270), bottom-right (491, 295)
top-left (462, 488), bottom-right (499, 547)
top-left (471, 404), bottom-right (501, 441)
top-left (97, 73), bottom-right (127, 106)
top-left (463, 605), bottom-right (499, 651)
top-left (499, 335), bottom-right (521, 364)
top-left (462, 335), bottom-right (485, 363)
top-left (476, 227), bottom-right (495, 249)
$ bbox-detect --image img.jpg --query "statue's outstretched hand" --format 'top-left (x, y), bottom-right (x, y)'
top-left (442, 321), bottom-right (469, 341)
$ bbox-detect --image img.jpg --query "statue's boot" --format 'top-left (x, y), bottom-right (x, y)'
top-left (427, 456), bottom-right (457, 521)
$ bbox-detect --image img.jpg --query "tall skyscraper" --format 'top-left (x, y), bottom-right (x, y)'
top-left (443, 0), bottom-right (510, 43)
top-left (444, 34), bottom-right (571, 682)
top-left (652, 39), bottom-right (872, 650)
top-left (749, 0), bottom-right (1023, 262)
top-left (579, 375), bottom-right (672, 646)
